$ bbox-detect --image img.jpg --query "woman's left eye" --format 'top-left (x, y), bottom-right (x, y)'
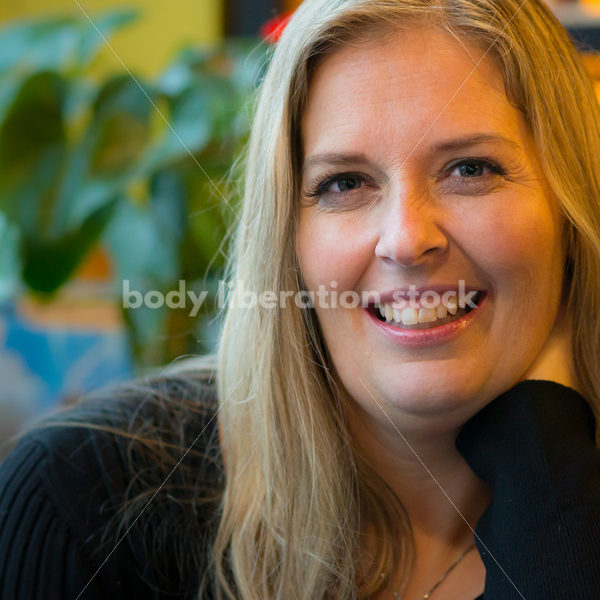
top-left (439, 158), bottom-right (507, 195)
top-left (447, 159), bottom-right (506, 179)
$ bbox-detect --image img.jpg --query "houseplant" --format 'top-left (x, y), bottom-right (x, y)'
top-left (0, 9), bottom-right (268, 368)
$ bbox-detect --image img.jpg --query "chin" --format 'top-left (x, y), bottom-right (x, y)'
top-left (378, 372), bottom-right (484, 413)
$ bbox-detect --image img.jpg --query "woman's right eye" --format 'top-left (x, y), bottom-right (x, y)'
top-left (304, 172), bottom-right (368, 198)
top-left (326, 174), bottom-right (363, 193)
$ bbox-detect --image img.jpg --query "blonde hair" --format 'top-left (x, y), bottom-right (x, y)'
top-left (213, 1), bottom-right (600, 599)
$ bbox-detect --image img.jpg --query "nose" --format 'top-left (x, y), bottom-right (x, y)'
top-left (374, 185), bottom-right (449, 267)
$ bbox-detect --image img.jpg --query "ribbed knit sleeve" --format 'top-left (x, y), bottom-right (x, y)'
top-left (455, 379), bottom-right (600, 599)
top-left (0, 437), bottom-right (106, 599)
top-left (0, 372), bottom-right (225, 600)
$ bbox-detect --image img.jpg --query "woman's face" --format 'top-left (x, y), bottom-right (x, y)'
top-left (296, 27), bottom-right (567, 433)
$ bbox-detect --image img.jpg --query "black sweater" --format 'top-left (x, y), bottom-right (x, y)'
top-left (1, 376), bottom-right (599, 599)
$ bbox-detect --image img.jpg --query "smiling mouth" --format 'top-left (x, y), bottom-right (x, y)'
top-left (367, 291), bottom-right (486, 330)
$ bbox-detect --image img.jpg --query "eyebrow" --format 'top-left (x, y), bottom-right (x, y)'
top-left (302, 134), bottom-right (521, 172)
top-left (434, 133), bottom-right (521, 153)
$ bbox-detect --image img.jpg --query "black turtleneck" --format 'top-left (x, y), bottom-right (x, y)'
top-left (1, 378), bottom-right (599, 598)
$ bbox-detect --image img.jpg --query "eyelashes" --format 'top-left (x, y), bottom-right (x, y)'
top-left (304, 172), bottom-right (371, 198)
top-left (449, 158), bottom-right (506, 178)
top-left (302, 158), bottom-right (508, 203)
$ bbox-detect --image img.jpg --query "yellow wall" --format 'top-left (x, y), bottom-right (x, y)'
top-left (0, 0), bottom-right (223, 76)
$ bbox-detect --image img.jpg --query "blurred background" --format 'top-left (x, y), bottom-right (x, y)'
top-left (0, 0), bottom-right (598, 456)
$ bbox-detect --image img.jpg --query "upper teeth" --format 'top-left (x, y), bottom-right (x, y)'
top-left (377, 294), bottom-right (462, 325)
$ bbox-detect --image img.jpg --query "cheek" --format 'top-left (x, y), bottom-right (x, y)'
top-left (296, 211), bottom-right (371, 290)
top-left (485, 222), bottom-right (539, 273)
top-left (465, 197), bottom-right (559, 274)
top-left (470, 202), bottom-right (563, 319)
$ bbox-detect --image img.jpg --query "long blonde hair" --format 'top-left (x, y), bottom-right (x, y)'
top-left (213, 1), bottom-right (600, 598)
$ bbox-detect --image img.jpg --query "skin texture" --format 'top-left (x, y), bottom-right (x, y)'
top-left (295, 26), bottom-right (579, 599)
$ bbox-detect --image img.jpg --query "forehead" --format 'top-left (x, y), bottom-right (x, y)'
top-left (301, 26), bottom-right (524, 162)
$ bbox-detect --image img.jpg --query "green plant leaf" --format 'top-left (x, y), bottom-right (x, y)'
top-left (103, 190), bottom-right (181, 289)
top-left (0, 213), bottom-right (22, 303)
top-left (156, 63), bottom-right (195, 97)
top-left (90, 74), bottom-right (152, 172)
top-left (0, 71), bottom-right (67, 171)
top-left (146, 84), bottom-right (212, 167)
top-left (77, 8), bottom-right (140, 69)
top-left (0, 9), bottom-right (139, 74)
top-left (0, 17), bottom-right (79, 73)
top-left (0, 72), bottom-right (68, 237)
top-left (22, 197), bottom-right (118, 295)
top-left (51, 74), bottom-right (152, 231)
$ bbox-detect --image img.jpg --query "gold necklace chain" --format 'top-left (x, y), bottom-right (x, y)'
top-left (380, 541), bottom-right (476, 600)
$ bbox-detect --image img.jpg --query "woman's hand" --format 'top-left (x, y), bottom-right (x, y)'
top-left (517, 304), bottom-right (581, 394)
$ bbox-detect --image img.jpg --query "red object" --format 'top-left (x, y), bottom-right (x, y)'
top-left (260, 11), bottom-right (294, 43)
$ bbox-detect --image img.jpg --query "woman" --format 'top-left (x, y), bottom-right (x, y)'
top-left (2, 0), bottom-right (600, 598)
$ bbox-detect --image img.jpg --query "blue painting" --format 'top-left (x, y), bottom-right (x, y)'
top-left (0, 303), bottom-right (133, 430)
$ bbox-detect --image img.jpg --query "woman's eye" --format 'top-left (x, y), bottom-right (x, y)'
top-left (330, 175), bottom-right (362, 192)
top-left (441, 158), bottom-right (507, 195)
top-left (448, 159), bottom-right (505, 179)
top-left (304, 172), bottom-right (369, 199)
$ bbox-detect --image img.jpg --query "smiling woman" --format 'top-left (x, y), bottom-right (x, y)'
top-left (2, 1), bottom-right (600, 600)
top-left (296, 23), bottom-right (573, 599)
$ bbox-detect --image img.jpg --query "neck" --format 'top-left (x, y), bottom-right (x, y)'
top-left (347, 398), bottom-right (492, 560)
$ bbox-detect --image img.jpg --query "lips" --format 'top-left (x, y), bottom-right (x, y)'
top-left (364, 289), bottom-right (488, 347)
